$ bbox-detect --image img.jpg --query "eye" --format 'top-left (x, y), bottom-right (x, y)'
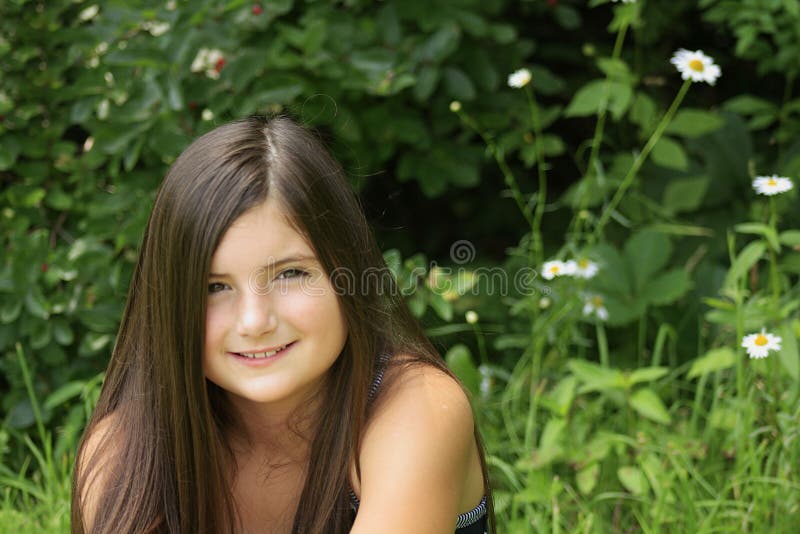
top-left (208, 282), bottom-right (229, 294)
top-left (276, 268), bottom-right (308, 280)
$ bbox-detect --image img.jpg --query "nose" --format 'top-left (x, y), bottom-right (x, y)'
top-left (235, 290), bottom-right (277, 338)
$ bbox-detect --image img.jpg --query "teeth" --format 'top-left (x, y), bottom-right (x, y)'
top-left (240, 343), bottom-right (289, 359)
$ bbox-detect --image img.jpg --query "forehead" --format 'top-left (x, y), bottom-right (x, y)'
top-left (210, 198), bottom-right (314, 268)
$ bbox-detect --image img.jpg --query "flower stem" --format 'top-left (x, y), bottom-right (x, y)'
top-left (575, 17), bottom-right (630, 237)
top-left (473, 323), bottom-right (488, 366)
top-left (524, 338), bottom-right (545, 450)
top-left (525, 86), bottom-right (548, 271)
top-left (593, 79), bottom-right (693, 241)
top-left (597, 322), bottom-right (609, 367)
top-left (768, 197), bottom-right (781, 316)
top-left (456, 110), bottom-right (534, 231)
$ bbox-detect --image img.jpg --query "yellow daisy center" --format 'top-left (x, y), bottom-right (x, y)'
top-left (591, 296), bottom-right (604, 307)
top-left (688, 59), bottom-right (704, 72)
top-left (579, 259), bottom-right (589, 269)
top-left (549, 265), bottom-right (560, 274)
top-left (768, 178), bottom-right (777, 186)
top-left (754, 334), bottom-right (768, 346)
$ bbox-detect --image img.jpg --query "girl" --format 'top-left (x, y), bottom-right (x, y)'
top-left (72, 115), bottom-right (493, 533)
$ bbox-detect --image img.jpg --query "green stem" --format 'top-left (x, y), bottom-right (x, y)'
top-left (456, 110), bottom-right (534, 230)
top-left (15, 343), bottom-right (47, 447)
top-left (777, 73), bottom-right (795, 162)
top-left (597, 322), bottom-right (609, 367)
top-left (768, 197), bottom-right (781, 316)
top-left (593, 79), bottom-right (693, 240)
top-left (473, 323), bottom-right (488, 366)
top-left (575, 18), bottom-right (631, 237)
top-left (524, 338), bottom-right (545, 450)
top-left (728, 231), bottom-right (748, 469)
top-left (525, 86), bottom-right (548, 271)
top-left (637, 310), bottom-right (647, 368)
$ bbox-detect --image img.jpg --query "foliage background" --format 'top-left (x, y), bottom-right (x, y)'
top-left (2, 0), bottom-right (800, 531)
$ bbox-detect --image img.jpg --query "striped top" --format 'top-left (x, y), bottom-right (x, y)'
top-left (348, 354), bottom-right (489, 533)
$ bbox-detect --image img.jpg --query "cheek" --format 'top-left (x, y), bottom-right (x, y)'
top-left (284, 289), bottom-right (347, 338)
top-left (204, 305), bottom-right (227, 351)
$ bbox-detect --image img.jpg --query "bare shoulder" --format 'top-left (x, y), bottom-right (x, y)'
top-left (351, 358), bottom-right (483, 533)
top-left (371, 360), bottom-right (475, 434)
top-left (75, 410), bottom-right (122, 529)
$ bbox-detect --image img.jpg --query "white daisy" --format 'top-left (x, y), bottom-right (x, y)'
top-left (541, 260), bottom-right (573, 280)
top-left (670, 49), bottom-right (721, 85)
top-left (752, 175), bottom-right (794, 196)
top-left (583, 295), bottom-right (609, 321)
top-left (741, 329), bottom-right (781, 359)
top-left (508, 68), bottom-right (532, 89)
top-left (573, 258), bottom-right (599, 279)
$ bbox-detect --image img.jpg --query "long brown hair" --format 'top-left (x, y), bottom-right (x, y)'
top-left (71, 115), bottom-right (493, 533)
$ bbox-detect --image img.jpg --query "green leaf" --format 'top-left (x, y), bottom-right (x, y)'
top-left (44, 381), bottom-right (85, 410)
top-left (418, 23), bottom-right (460, 62)
top-left (779, 321), bottom-right (799, 381)
top-left (445, 344), bottom-right (480, 395)
top-left (665, 109), bottom-right (725, 138)
top-left (618, 466), bottom-right (649, 495)
top-left (443, 67), bottom-right (476, 101)
top-left (596, 57), bottom-right (633, 83)
top-left (629, 388), bottom-right (671, 425)
top-left (24, 292), bottom-right (49, 319)
top-left (531, 417), bottom-right (566, 468)
top-left (350, 48), bottom-right (395, 73)
top-left (53, 319), bottom-right (74, 346)
top-left (427, 291), bottom-right (453, 321)
top-left (1, 299), bottom-right (22, 324)
top-left (630, 92), bottom-right (658, 135)
top-left (735, 222), bottom-right (780, 252)
top-left (723, 94), bottom-right (777, 115)
top-left (576, 463), bottom-right (600, 495)
top-left (564, 80), bottom-right (632, 120)
top-left (779, 230), bottom-right (800, 247)
top-left (624, 230), bottom-right (671, 291)
top-left (29, 319), bottom-right (51, 349)
top-left (541, 376), bottom-right (577, 417)
top-left (662, 175), bottom-right (710, 214)
top-left (0, 136), bottom-right (21, 170)
top-left (640, 269), bottom-right (691, 306)
top-left (166, 76), bottom-right (184, 111)
top-left (652, 136), bottom-right (688, 171)
top-left (724, 240), bottom-right (766, 290)
top-left (568, 360), bottom-right (626, 393)
top-left (627, 367), bottom-right (669, 386)
top-left (688, 347), bottom-right (736, 379)
top-left (414, 65), bottom-right (439, 101)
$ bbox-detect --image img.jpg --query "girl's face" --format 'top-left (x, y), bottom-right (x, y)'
top-left (203, 197), bottom-right (348, 410)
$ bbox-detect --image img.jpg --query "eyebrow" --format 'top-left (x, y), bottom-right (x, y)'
top-left (209, 254), bottom-right (318, 277)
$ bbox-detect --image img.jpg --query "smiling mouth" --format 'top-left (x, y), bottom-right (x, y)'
top-left (234, 341), bottom-right (295, 359)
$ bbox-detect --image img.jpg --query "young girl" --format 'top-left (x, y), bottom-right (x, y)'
top-left (72, 115), bottom-right (493, 533)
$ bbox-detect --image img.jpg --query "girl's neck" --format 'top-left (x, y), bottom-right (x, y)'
top-left (225, 389), bottom-right (323, 461)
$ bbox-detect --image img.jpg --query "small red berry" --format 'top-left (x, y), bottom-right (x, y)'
top-left (252, 4), bottom-right (263, 15)
top-left (189, 101), bottom-right (198, 109)
top-left (0, 115), bottom-right (5, 122)
top-left (547, 0), bottom-right (558, 5)
top-left (41, 263), bottom-right (48, 273)
top-left (214, 57), bottom-right (226, 72)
